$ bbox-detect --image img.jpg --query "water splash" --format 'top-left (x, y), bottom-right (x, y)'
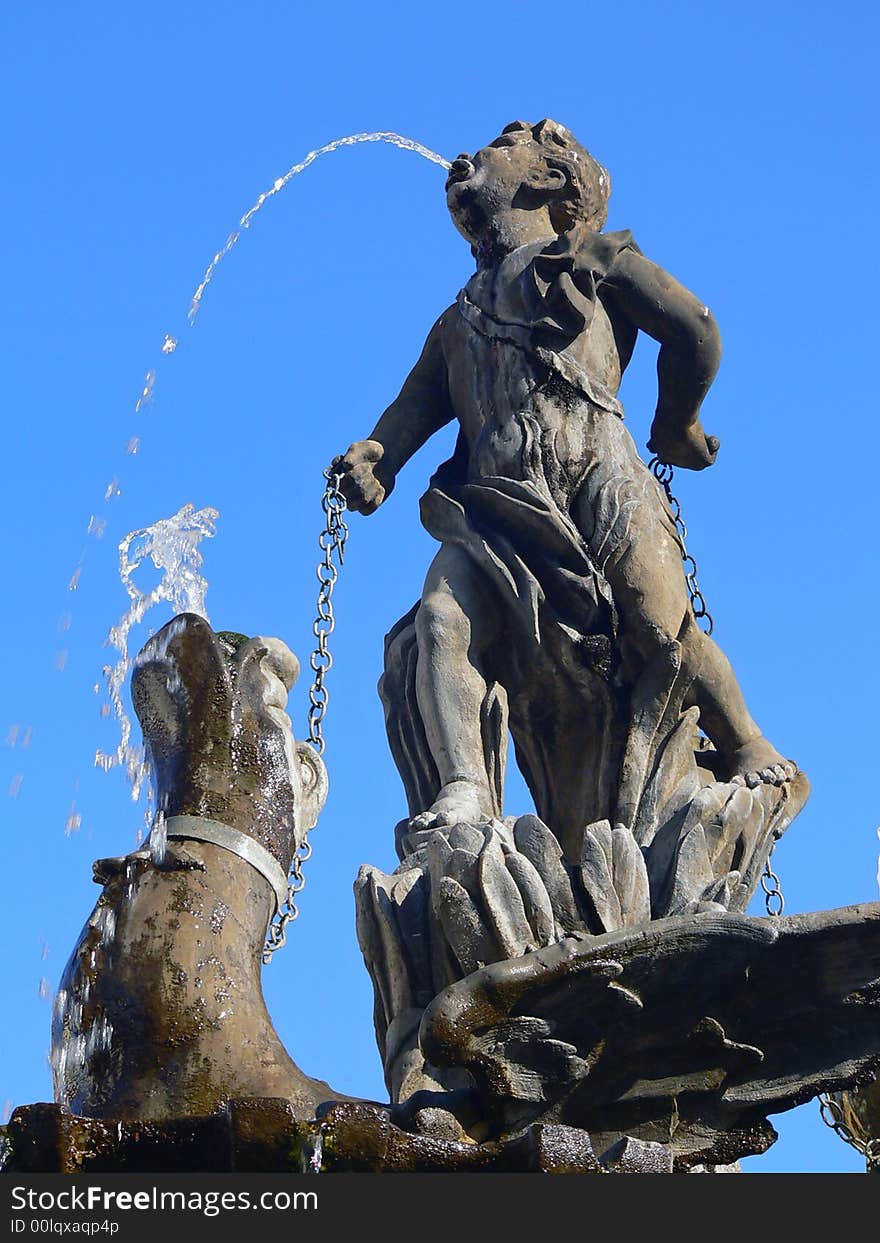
top-left (149, 807), bottom-right (168, 868)
top-left (188, 131), bottom-right (451, 325)
top-left (95, 503), bottom-right (218, 801)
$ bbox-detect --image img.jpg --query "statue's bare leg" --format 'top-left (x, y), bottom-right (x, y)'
top-left (410, 543), bottom-right (500, 827)
top-left (577, 492), bottom-right (794, 785)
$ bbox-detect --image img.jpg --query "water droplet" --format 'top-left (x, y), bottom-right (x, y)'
top-left (135, 369), bottom-right (156, 413)
top-left (55, 650), bottom-right (68, 672)
top-left (64, 805), bottom-right (82, 835)
top-left (5, 724), bottom-right (19, 748)
top-left (21, 726), bottom-right (33, 749)
top-left (87, 515), bottom-right (107, 539)
top-left (41, 940), bottom-right (50, 960)
top-left (68, 567), bottom-right (82, 592)
top-left (38, 977), bottom-right (52, 1001)
top-left (104, 477), bottom-right (121, 501)
top-left (126, 437), bottom-right (140, 456)
top-left (9, 774), bottom-right (23, 798)
top-left (161, 334), bottom-right (178, 355)
top-left (57, 613), bottom-right (72, 634)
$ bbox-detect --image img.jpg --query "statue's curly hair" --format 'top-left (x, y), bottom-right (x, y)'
top-left (500, 119), bottom-right (610, 233)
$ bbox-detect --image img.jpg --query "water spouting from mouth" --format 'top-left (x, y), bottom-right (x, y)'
top-left (95, 503), bottom-right (219, 805)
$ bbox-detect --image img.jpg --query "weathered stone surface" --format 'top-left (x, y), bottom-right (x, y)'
top-left (50, 615), bottom-right (345, 1123)
top-left (355, 794), bottom-right (806, 1101)
top-left (416, 902), bottom-right (880, 1166)
top-left (0, 1100), bottom-right (673, 1174)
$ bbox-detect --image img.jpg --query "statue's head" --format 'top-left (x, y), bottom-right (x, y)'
top-left (130, 613), bottom-right (328, 867)
top-left (445, 119), bottom-right (610, 250)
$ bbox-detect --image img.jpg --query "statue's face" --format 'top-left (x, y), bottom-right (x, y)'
top-left (445, 125), bottom-right (555, 246)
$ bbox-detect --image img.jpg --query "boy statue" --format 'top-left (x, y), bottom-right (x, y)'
top-left (333, 119), bottom-right (794, 843)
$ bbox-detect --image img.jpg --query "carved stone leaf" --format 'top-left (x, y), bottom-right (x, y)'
top-left (644, 784), bottom-right (729, 917)
top-left (633, 706), bottom-right (702, 846)
top-left (435, 875), bottom-right (496, 977)
top-left (504, 851), bottom-right (556, 948)
top-left (354, 867), bottom-right (410, 1036)
top-left (580, 821), bottom-right (650, 932)
top-left (579, 820), bottom-right (619, 931)
top-left (425, 832), bottom-right (454, 898)
top-left (478, 829), bottom-right (535, 959)
top-left (705, 784), bottom-right (760, 877)
top-left (664, 824), bottom-right (716, 916)
top-left (513, 814), bottom-right (585, 937)
top-left (447, 847), bottom-right (480, 894)
top-left (611, 824), bottom-right (651, 928)
top-left (448, 822), bottom-right (487, 854)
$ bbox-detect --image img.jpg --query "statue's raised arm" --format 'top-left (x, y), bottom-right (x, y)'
top-left (333, 309), bottom-right (456, 514)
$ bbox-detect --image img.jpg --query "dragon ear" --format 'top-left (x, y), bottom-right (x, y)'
top-left (296, 742), bottom-right (329, 831)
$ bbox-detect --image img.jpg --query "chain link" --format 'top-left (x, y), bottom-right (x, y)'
top-left (757, 807), bottom-right (880, 1171)
top-left (760, 847), bottom-right (785, 917)
top-left (648, 456), bottom-right (714, 635)
top-left (263, 468), bottom-right (348, 964)
top-left (818, 1093), bottom-right (880, 1172)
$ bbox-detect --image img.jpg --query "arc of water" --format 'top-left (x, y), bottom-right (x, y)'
top-left (187, 132), bottom-right (451, 325)
top-left (61, 131), bottom-right (448, 823)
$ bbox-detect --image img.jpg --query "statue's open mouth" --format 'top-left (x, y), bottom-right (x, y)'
top-left (445, 157), bottom-right (474, 188)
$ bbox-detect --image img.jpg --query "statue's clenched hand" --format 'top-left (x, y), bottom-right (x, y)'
top-left (331, 440), bottom-right (396, 514)
top-left (647, 420), bottom-right (720, 472)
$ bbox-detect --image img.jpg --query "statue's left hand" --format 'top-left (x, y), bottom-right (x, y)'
top-left (648, 420), bottom-right (720, 471)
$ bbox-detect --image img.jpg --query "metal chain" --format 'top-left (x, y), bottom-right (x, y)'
top-left (760, 847), bottom-right (785, 917)
top-left (307, 469), bottom-right (349, 756)
top-left (263, 468), bottom-right (348, 964)
top-left (818, 1093), bottom-right (880, 1172)
top-left (758, 805), bottom-right (880, 1171)
top-left (648, 456), bottom-right (714, 635)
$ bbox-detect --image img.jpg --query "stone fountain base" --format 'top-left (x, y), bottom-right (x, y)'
top-left (2, 1099), bottom-right (691, 1174)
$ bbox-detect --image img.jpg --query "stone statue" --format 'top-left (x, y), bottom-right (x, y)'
top-left (334, 117), bottom-right (794, 844)
top-left (338, 122), bottom-right (880, 1169)
top-left (50, 613), bottom-right (345, 1122)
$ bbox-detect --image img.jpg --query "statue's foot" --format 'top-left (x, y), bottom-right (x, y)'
top-left (410, 779), bottom-right (494, 830)
top-left (728, 738), bottom-right (797, 789)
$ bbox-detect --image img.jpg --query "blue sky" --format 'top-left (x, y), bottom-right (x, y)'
top-left (1, 2), bottom-right (878, 1173)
